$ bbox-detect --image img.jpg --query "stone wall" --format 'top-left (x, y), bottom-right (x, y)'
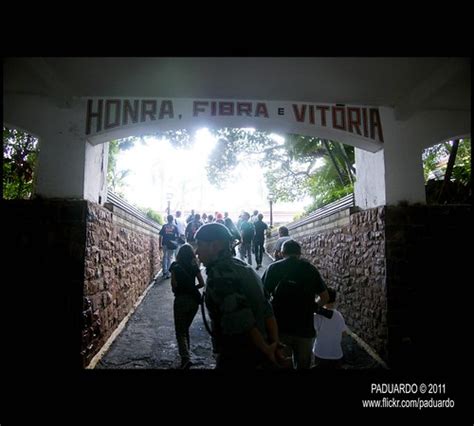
top-left (3, 198), bottom-right (162, 369)
top-left (303, 207), bottom-right (387, 358)
top-left (265, 208), bottom-right (352, 256)
top-left (81, 201), bottom-right (161, 367)
top-left (6, 198), bottom-right (467, 370)
top-left (265, 203), bottom-right (471, 368)
top-left (265, 207), bottom-right (387, 359)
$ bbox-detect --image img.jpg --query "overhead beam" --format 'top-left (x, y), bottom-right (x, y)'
top-left (16, 57), bottom-right (76, 107)
top-left (394, 58), bottom-right (468, 121)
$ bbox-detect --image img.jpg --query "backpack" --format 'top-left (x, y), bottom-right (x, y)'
top-left (270, 267), bottom-right (307, 322)
top-left (186, 221), bottom-right (201, 242)
top-left (165, 240), bottom-right (178, 250)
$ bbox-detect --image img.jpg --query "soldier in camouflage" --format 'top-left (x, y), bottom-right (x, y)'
top-left (195, 222), bottom-right (281, 369)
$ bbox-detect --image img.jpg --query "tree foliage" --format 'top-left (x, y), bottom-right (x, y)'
top-left (450, 139), bottom-right (471, 185)
top-left (422, 138), bottom-right (471, 184)
top-left (206, 129), bottom-right (277, 188)
top-left (304, 163), bottom-right (354, 214)
top-left (107, 139), bottom-right (135, 197)
top-left (279, 138), bottom-right (352, 212)
top-left (136, 205), bottom-right (163, 225)
top-left (107, 138), bottom-right (165, 224)
top-left (204, 129), bottom-right (355, 212)
top-left (423, 139), bottom-right (471, 204)
top-left (3, 127), bottom-right (39, 199)
top-left (109, 128), bottom-right (356, 215)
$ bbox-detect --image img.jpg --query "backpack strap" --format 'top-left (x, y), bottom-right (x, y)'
top-left (270, 272), bottom-right (289, 302)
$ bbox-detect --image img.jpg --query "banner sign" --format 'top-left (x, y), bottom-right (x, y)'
top-left (84, 98), bottom-right (384, 149)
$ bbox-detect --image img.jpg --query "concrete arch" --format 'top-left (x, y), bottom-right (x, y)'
top-left (354, 107), bottom-right (470, 209)
top-left (82, 98), bottom-right (385, 153)
top-left (5, 58), bottom-right (470, 158)
top-left (4, 93), bottom-right (470, 209)
top-left (86, 121), bottom-right (382, 153)
top-left (405, 111), bottom-right (471, 150)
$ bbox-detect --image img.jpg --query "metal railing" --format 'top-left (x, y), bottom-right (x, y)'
top-left (286, 193), bottom-right (355, 231)
top-left (105, 191), bottom-right (161, 230)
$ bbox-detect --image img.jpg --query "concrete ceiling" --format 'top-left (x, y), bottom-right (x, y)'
top-left (3, 57), bottom-right (470, 119)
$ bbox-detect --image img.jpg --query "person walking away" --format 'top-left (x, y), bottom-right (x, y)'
top-left (262, 239), bottom-right (329, 369)
top-left (169, 243), bottom-right (205, 369)
top-left (159, 214), bottom-right (179, 279)
top-left (312, 287), bottom-right (347, 369)
top-left (185, 213), bottom-right (203, 251)
top-left (250, 210), bottom-right (259, 255)
top-left (174, 210), bottom-right (187, 250)
top-left (195, 223), bottom-right (283, 370)
top-left (273, 226), bottom-right (291, 261)
top-left (224, 216), bottom-right (241, 257)
top-left (186, 209), bottom-right (195, 224)
top-left (239, 212), bottom-right (255, 266)
top-left (250, 210), bottom-right (259, 223)
top-left (215, 212), bottom-right (225, 224)
top-left (254, 213), bottom-right (268, 270)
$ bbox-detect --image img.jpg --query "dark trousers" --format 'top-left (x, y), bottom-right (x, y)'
top-left (240, 241), bottom-right (252, 265)
top-left (173, 294), bottom-right (199, 362)
top-left (254, 241), bottom-right (265, 265)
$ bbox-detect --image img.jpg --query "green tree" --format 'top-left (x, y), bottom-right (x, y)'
top-left (268, 135), bottom-right (355, 209)
top-left (107, 139), bottom-right (135, 197)
top-left (3, 127), bottom-right (39, 199)
top-left (204, 129), bottom-right (355, 212)
top-left (305, 167), bottom-right (354, 213)
top-left (422, 138), bottom-right (471, 184)
top-left (423, 139), bottom-right (471, 204)
top-left (451, 138), bottom-right (471, 185)
top-left (110, 129), bottom-right (356, 215)
top-left (142, 207), bottom-right (163, 225)
top-left (205, 128), bottom-right (278, 188)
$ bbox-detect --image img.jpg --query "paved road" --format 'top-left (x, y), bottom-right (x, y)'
top-left (96, 253), bottom-right (383, 369)
top-left (96, 253), bottom-right (273, 369)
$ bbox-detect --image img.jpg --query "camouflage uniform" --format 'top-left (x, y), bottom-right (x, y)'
top-left (204, 253), bottom-right (274, 369)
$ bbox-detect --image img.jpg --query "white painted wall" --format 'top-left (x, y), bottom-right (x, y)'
top-left (84, 141), bottom-right (108, 205)
top-left (354, 149), bottom-right (386, 209)
top-left (35, 133), bottom-right (86, 199)
top-left (4, 94), bottom-right (88, 199)
top-left (379, 107), bottom-right (427, 206)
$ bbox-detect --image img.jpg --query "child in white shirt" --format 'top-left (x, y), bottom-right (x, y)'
top-left (313, 287), bottom-right (347, 369)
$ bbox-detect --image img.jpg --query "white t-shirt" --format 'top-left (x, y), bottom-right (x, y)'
top-left (174, 217), bottom-right (186, 236)
top-left (313, 309), bottom-right (347, 360)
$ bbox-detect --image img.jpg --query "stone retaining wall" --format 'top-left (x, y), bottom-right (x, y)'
top-left (265, 207), bottom-right (387, 358)
top-left (81, 201), bottom-right (161, 367)
top-left (264, 203), bottom-right (471, 367)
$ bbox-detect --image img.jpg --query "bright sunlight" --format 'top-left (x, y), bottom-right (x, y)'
top-left (115, 129), bottom-right (312, 219)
